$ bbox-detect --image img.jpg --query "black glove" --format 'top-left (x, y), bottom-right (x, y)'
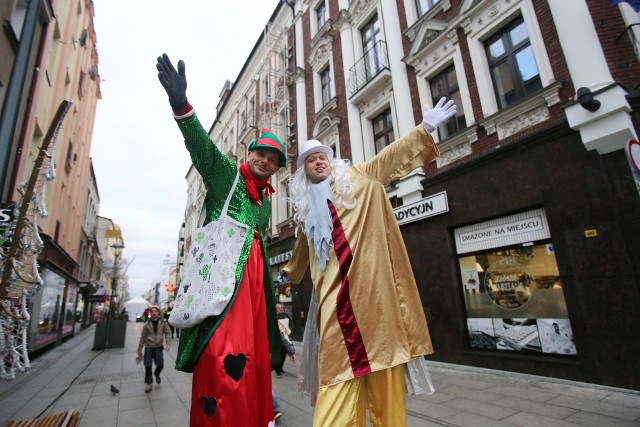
top-left (156, 53), bottom-right (188, 109)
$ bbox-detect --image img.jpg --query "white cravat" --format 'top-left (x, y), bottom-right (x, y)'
top-left (304, 177), bottom-right (335, 270)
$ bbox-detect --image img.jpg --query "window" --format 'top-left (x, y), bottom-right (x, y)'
top-left (415, 0), bottom-right (441, 16)
top-left (430, 65), bottom-right (466, 139)
top-left (320, 66), bottom-right (332, 106)
top-left (361, 16), bottom-right (383, 79)
top-left (10, 0), bottom-right (28, 41)
top-left (485, 17), bottom-right (542, 109)
top-left (455, 209), bottom-right (576, 357)
top-left (372, 109), bottom-right (394, 154)
top-left (65, 141), bottom-right (73, 172)
top-left (316, 2), bottom-right (327, 29)
top-left (280, 178), bottom-right (292, 219)
top-left (263, 76), bottom-right (271, 100)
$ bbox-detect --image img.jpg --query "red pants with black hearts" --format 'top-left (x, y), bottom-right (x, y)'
top-left (190, 236), bottom-right (273, 426)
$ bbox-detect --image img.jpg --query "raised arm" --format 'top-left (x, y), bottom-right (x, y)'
top-left (156, 53), bottom-right (188, 110)
top-left (156, 53), bottom-right (235, 194)
top-left (359, 97), bottom-right (457, 184)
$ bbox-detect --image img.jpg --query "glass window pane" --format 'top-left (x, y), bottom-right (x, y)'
top-left (515, 46), bottom-right (540, 83)
top-left (488, 38), bottom-right (506, 60)
top-left (460, 243), bottom-right (577, 356)
top-left (447, 67), bottom-right (458, 88)
top-left (373, 115), bottom-right (385, 133)
top-left (430, 76), bottom-right (446, 99)
top-left (416, 0), bottom-right (440, 15)
top-left (509, 21), bottom-right (528, 47)
top-left (451, 90), bottom-right (466, 133)
top-left (492, 62), bottom-right (515, 108)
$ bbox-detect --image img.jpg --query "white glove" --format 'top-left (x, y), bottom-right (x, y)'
top-left (422, 97), bottom-right (457, 133)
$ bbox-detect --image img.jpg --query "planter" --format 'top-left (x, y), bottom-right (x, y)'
top-left (92, 319), bottom-right (127, 349)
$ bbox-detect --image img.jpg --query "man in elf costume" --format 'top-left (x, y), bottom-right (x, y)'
top-left (156, 53), bottom-right (282, 427)
top-left (281, 98), bottom-right (456, 426)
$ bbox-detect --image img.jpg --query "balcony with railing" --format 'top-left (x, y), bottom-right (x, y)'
top-left (348, 40), bottom-right (391, 104)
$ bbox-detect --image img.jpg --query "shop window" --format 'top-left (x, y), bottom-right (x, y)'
top-left (485, 16), bottom-right (542, 109)
top-left (372, 108), bottom-right (394, 154)
top-left (455, 209), bottom-right (577, 357)
top-left (430, 65), bottom-right (466, 139)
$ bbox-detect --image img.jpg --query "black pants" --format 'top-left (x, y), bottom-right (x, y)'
top-left (275, 346), bottom-right (287, 375)
top-left (143, 347), bottom-right (164, 384)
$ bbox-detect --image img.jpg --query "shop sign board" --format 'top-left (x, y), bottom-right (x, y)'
top-left (394, 191), bottom-right (448, 226)
top-left (270, 250), bottom-right (292, 266)
top-left (455, 208), bottom-right (551, 254)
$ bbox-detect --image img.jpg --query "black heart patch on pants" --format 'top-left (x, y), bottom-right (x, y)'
top-left (200, 395), bottom-right (218, 418)
top-left (223, 353), bottom-right (247, 382)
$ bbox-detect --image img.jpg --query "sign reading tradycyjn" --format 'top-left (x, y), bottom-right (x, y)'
top-left (393, 191), bottom-right (448, 226)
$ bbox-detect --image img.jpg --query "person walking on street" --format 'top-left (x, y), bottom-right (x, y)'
top-left (272, 391), bottom-right (282, 422)
top-left (156, 53), bottom-right (283, 426)
top-left (280, 97), bottom-right (456, 426)
top-left (275, 303), bottom-right (294, 377)
top-left (137, 306), bottom-right (171, 393)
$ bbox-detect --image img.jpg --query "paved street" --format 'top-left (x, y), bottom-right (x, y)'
top-left (0, 321), bottom-right (639, 426)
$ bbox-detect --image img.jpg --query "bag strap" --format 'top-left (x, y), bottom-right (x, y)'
top-left (220, 170), bottom-right (241, 217)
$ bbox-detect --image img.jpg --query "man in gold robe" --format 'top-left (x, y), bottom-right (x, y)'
top-left (282, 98), bottom-right (457, 426)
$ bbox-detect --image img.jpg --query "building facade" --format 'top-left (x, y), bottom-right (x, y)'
top-left (77, 159), bottom-right (100, 328)
top-left (1, 0), bottom-right (106, 352)
top-left (193, 0), bottom-right (640, 390)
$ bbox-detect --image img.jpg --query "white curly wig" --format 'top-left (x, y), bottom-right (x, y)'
top-left (286, 157), bottom-right (357, 225)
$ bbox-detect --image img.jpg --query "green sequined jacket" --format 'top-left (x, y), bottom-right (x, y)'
top-left (173, 112), bottom-right (281, 373)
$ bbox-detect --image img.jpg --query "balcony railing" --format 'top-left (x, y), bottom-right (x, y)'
top-left (348, 40), bottom-right (389, 96)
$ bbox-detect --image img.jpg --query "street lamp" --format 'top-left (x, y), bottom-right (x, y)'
top-left (104, 243), bottom-right (125, 349)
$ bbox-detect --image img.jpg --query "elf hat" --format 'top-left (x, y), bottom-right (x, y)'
top-left (296, 139), bottom-right (334, 169)
top-left (248, 128), bottom-right (287, 167)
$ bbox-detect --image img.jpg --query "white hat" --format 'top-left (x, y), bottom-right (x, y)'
top-left (297, 139), bottom-right (334, 169)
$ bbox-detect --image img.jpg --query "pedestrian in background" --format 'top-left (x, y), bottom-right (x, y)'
top-left (137, 306), bottom-right (171, 393)
top-left (272, 391), bottom-right (282, 422)
top-left (275, 303), bottom-right (295, 377)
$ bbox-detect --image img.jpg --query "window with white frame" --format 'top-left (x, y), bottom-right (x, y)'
top-left (372, 108), bottom-right (394, 154)
top-left (279, 177), bottom-right (292, 220)
top-left (415, 0), bottom-right (441, 16)
top-left (10, 0), bottom-right (28, 40)
top-left (430, 64), bottom-right (466, 139)
top-left (361, 15), bottom-right (383, 80)
top-left (485, 16), bottom-right (542, 109)
top-left (320, 66), bottom-right (332, 106)
top-left (316, 1), bottom-right (327, 30)
top-left (262, 75), bottom-right (271, 101)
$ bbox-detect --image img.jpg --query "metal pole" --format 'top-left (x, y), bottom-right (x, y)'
top-left (103, 251), bottom-right (120, 350)
top-left (0, 0), bottom-right (43, 200)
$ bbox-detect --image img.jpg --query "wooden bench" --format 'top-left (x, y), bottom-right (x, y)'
top-left (3, 410), bottom-right (80, 427)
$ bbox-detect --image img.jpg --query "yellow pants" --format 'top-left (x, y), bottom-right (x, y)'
top-left (313, 365), bottom-right (406, 427)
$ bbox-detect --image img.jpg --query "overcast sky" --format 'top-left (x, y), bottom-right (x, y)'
top-left (91, 0), bottom-right (282, 298)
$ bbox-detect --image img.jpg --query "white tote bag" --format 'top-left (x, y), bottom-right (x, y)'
top-left (170, 171), bottom-right (250, 328)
